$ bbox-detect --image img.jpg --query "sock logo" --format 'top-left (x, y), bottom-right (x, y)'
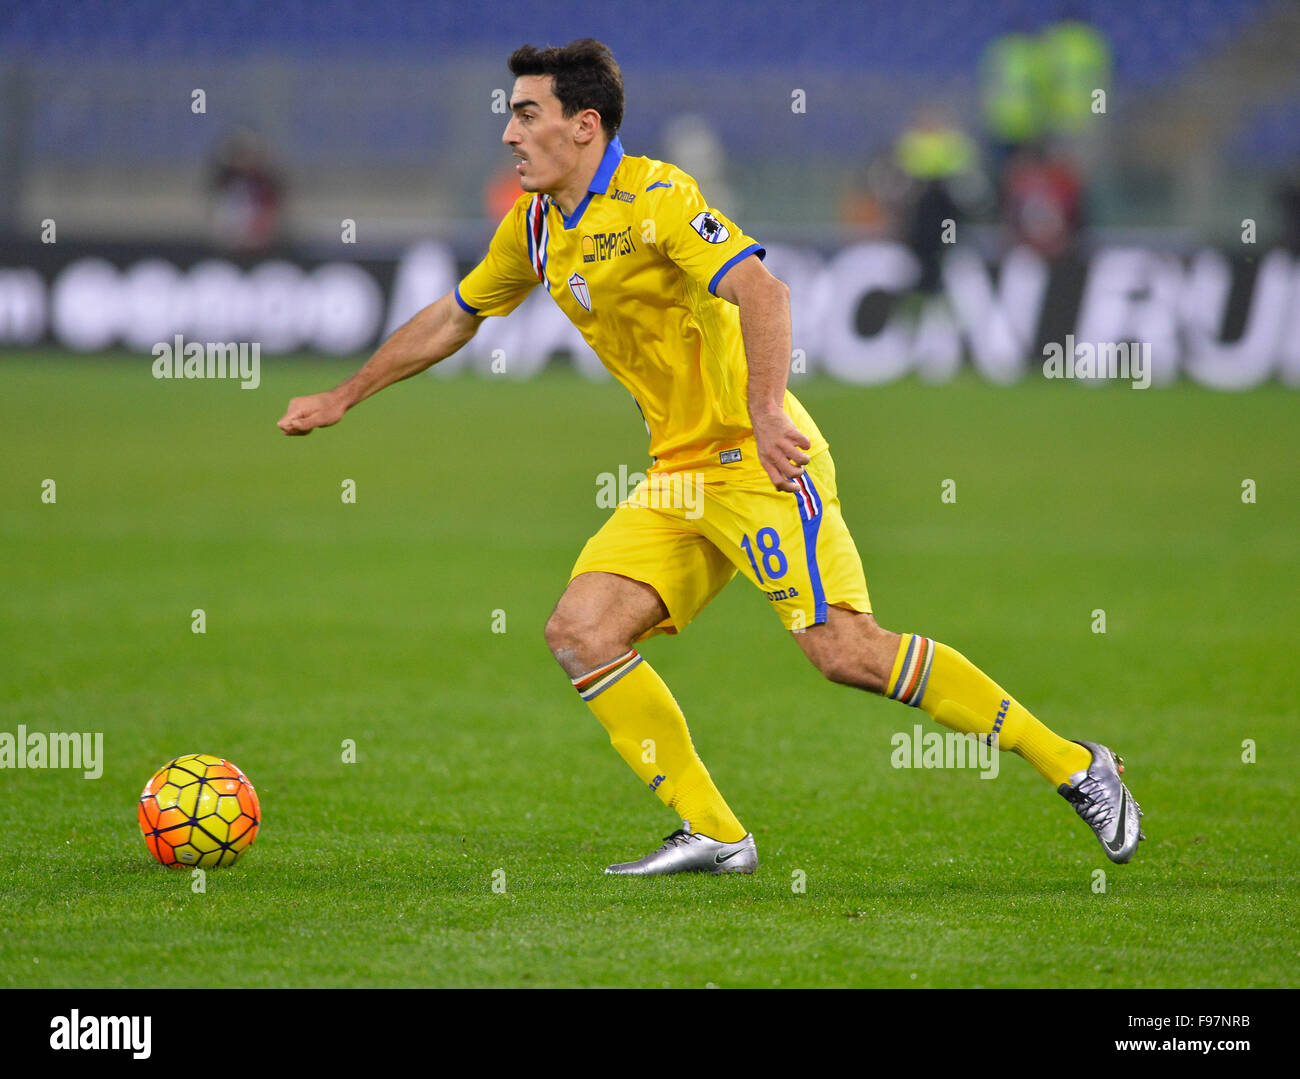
top-left (649, 774), bottom-right (666, 792)
top-left (986, 699), bottom-right (1010, 746)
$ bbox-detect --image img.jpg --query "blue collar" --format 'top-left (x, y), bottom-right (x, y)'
top-left (557, 135), bottom-right (624, 229)
top-left (589, 135), bottom-right (624, 194)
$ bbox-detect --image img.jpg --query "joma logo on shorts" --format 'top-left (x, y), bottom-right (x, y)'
top-left (764, 587), bottom-right (799, 602)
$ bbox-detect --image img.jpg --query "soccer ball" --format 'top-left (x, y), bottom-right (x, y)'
top-left (138, 754), bottom-right (261, 868)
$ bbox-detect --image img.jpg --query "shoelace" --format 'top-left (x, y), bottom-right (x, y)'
top-left (657, 829), bottom-right (696, 850)
top-left (1066, 774), bottom-right (1115, 830)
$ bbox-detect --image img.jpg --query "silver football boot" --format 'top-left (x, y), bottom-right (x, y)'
top-left (604, 821), bottom-right (758, 876)
top-left (1058, 740), bottom-right (1145, 863)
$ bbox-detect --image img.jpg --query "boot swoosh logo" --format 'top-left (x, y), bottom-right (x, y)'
top-left (715, 849), bottom-right (746, 864)
top-left (1106, 793), bottom-right (1128, 852)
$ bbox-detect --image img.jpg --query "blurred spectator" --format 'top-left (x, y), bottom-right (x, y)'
top-left (980, 20), bottom-right (1111, 190)
top-left (1040, 19), bottom-right (1112, 138)
top-left (895, 106), bottom-right (988, 291)
top-left (207, 127), bottom-right (284, 252)
top-left (839, 150), bottom-right (907, 238)
top-left (485, 162), bottom-right (524, 221)
top-left (979, 31), bottom-right (1047, 177)
top-left (1001, 140), bottom-right (1083, 259)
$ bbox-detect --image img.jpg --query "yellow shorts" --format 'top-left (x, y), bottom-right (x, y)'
top-left (570, 448), bottom-right (871, 638)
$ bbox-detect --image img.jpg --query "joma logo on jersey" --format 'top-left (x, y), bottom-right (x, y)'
top-left (581, 226), bottom-right (636, 264)
top-left (610, 188), bottom-right (635, 203)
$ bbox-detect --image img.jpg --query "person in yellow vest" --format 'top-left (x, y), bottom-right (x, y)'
top-left (895, 105), bottom-right (986, 292)
top-left (980, 31), bottom-right (1047, 174)
top-left (1040, 19), bottom-right (1112, 137)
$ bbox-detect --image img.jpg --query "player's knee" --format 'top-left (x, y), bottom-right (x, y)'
top-left (544, 604), bottom-right (613, 671)
top-left (543, 606), bottom-right (582, 659)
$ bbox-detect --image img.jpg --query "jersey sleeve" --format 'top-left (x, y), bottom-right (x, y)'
top-left (455, 196), bottom-right (539, 317)
top-left (642, 171), bottom-right (765, 296)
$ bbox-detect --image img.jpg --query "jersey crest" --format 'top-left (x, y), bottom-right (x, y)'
top-left (567, 271), bottom-right (591, 312)
top-left (690, 211), bottom-right (730, 244)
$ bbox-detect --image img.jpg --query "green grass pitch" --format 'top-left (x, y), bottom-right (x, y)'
top-left (1, 352), bottom-right (1297, 988)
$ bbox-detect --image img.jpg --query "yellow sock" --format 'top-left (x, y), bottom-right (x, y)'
top-left (573, 650), bottom-right (747, 842)
top-left (886, 634), bottom-right (1092, 787)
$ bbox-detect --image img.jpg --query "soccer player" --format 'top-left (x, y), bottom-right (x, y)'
top-left (278, 39), bottom-right (1143, 875)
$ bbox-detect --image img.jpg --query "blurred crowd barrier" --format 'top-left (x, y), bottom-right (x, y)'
top-left (2, 236), bottom-right (1296, 389)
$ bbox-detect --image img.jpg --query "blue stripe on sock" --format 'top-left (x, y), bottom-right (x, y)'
top-left (909, 639), bottom-right (933, 706)
top-left (891, 635), bottom-right (917, 701)
top-left (578, 654), bottom-right (643, 701)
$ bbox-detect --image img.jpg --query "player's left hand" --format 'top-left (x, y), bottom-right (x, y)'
top-left (752, 407), bottom-right (811, 492)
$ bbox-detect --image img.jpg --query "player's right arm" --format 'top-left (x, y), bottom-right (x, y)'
top-left (278, 194), bottom-right (538, 436)
top-left (277, 293), bottom-right (480, 436)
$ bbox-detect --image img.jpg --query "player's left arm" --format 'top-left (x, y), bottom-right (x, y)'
top-left (716, 255), bottom-right (811, 492)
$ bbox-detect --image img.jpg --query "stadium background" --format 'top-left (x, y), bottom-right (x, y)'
top-left (1, 1), bottom-right (1297, 992)
top-left (2, 0), bottom-right (1299, 382)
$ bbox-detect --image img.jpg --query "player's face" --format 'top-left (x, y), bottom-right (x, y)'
top-left (503, 75), bottom-right (582, 194)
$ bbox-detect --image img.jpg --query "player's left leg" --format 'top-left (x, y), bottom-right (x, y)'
top-left (795, 608), bottom-right (1144, 862)
top-left (705, 447), bottom-right (1143, 862)
top-left (794, 607), bottom-right (1090, 788)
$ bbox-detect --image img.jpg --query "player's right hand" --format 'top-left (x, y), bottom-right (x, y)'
top-left (751, 406), bottom-right (812, 493)
top-left (277, 391), bottom-right (347, 436)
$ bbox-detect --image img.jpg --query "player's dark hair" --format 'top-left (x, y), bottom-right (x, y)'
top-left (508, 38), bottom-right (624, 141)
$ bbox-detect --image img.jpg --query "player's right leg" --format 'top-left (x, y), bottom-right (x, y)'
top-left (546, 542), bottom-right (754, 872)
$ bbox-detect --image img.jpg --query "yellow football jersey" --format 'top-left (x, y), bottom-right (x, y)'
top-left (455, 136), bottom-right (827, 472)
